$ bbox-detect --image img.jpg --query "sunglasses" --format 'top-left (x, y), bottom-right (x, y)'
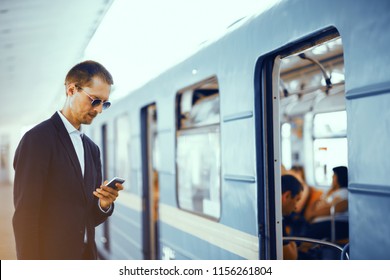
top-left (76, 86), bottom-right (111, 110)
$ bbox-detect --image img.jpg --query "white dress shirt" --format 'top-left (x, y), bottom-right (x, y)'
top-left (57, 111), bottom-right (110, 243)
top-left (57, 111), bottom-right (84, 176)
top-left (57, 111), bottom-right (110, 215)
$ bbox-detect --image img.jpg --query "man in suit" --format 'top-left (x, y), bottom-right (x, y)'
top-left (13, 60), bottom-right (124, 259)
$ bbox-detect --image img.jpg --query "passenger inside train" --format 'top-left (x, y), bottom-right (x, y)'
top-left (305, 166), bottom-right (348, 222)
top-left (303, 166), bottom-right (349, 241)
top-left (283, 166), bottom-right (349, 259)
top-left (281, 175), bottom-right (303, 260)
top-left (283, 165), bottom-right (323, 237)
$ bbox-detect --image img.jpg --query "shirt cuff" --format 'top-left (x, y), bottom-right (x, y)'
top-left (98, 199), bottom-right (111, 213)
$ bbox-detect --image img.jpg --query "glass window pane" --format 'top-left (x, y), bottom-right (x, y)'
top-left (184, 95), bottom-right (220, 128)
top-left (281, 123), bottom-right (292, 169)
top-left (176, 77), bottom-right (221, 219)
top-left (313, 111), bottom-right (347, 138)
top-left (177, 128), bottom-right (221, 219)
top-left (313, 137), bottom-right (348, 187)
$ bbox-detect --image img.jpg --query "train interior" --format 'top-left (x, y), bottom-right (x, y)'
top-left (275, 35), bottom-right (348, 259)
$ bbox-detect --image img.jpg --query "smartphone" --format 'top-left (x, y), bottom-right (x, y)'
top-left (105, 177), bottom-right (125, 189)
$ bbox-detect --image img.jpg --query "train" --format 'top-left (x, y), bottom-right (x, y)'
top-left (83, 0), bottom-right (390, 260)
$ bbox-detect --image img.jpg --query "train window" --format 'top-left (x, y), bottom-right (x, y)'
top-left (175, 77), bottom-right (221, 219)
top-left (313, 137), bottom-right (348, 187)
top-left (281, 123), bottom-right (292, 169)
top-left (313, 111), bottom-right (347, 138)
top-left (312, 110), bottom-right (347, 187)
top-left (114, 114), bottom-right (131, 192)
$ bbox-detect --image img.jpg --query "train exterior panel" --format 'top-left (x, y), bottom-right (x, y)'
top-left (85, 0), bottom-right (390, 259)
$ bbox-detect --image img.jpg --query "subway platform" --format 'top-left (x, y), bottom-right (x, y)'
top-left (0, 182), bottom-right (17, 260)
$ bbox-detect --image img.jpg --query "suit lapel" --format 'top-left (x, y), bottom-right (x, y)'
top-left (50, 112), bottom-right (86, 192)
top-left (82, 136), bottom-right (95, 202)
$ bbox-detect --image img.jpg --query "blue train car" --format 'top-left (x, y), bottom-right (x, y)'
top-left (84, 0), bottom-right (390, 259)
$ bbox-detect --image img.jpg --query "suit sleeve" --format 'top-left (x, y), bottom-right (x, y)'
top-left (13, 130), bottom-right (52, 259)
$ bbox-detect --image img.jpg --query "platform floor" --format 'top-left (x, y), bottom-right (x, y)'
top-left (0, 182), bottom-right (17, 260)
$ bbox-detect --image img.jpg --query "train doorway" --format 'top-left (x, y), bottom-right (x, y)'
top-left (140, 104), bottom-right (160, 259)
top-left (257, 29), bottom-right (348, 259)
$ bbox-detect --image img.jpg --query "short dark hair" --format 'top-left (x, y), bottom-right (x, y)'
top-left (64, 60), bottom-right (113, 88)
top-left (282, 175), bottom-right (303, 198)
top-left (333, 166), bottom-right (348, 188)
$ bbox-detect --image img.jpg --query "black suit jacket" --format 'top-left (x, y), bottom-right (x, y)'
top-left (13, 112), bottom-right (113, 259)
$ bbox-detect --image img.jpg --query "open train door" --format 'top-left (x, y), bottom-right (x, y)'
top-left (255, 53), bottom-right (280, 260)
top-left (256, 29), bottom-right (347, 260)
top-left (140, 104), bottom-right (160, 259)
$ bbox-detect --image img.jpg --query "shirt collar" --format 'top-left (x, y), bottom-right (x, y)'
top-left (57, 110), bottom-right (83, 136)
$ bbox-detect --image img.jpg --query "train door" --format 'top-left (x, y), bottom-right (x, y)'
top-left (140, 104), bottom-right (159, 259)
top-left (257, 29), bottom-right (348, 259)
top-left (101, 123), bottom-right (111, 252)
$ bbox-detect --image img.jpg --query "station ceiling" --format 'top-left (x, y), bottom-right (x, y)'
top-left (0, 0), bottom-right (113, 127)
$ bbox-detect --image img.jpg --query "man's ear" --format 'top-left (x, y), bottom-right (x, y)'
top-left (66, 84), bottom-right (77, 97)
top-left (282, 190), bottom-right (291, 202)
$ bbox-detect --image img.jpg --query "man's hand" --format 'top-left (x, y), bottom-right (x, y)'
top-left (93, 180), bottom-right (124, 210)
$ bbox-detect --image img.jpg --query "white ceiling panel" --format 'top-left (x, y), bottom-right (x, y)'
top-left (0, 0), bottom-right (113, 126)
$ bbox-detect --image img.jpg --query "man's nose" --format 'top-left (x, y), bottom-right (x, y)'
top-left (94, 103), bottom-right (103, 114)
